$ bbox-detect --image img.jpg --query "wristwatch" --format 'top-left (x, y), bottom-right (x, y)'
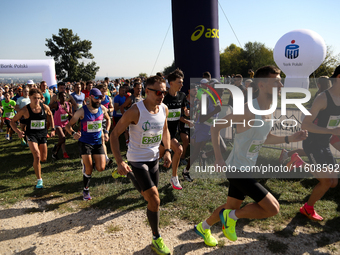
top-left (103, 129), bottom-right (109, 134)
top-left (164, 149), bottom-right (173, 154)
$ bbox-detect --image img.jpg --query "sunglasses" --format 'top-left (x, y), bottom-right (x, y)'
top-left (92, 95), bottom-right (103, 100)
top-left (148, 88), bottom-right (168, 96)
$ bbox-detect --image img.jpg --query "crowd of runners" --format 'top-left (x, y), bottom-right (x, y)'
top-left (1, 65), bottom-right (340, 255)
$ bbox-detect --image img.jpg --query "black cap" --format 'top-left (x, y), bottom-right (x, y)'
top-left (331, 65), bottom-right (340, 78)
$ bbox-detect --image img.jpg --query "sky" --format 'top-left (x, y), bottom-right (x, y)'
top-left (0, 0), bottom-right (339, 79)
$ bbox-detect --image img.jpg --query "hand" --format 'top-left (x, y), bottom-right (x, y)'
top-left (117, 161), bottom-right (132, 175)
top-left (18, 130), bottom-right (25, 139)
top-left (214, 159), bottom-right (226, 172)
top-left (332, 127), bottom-right (340, 136)
top-left (163, 152), bottom-right (172, 168)
top-left (104, 133), bottom-right (109, 142)
top-left (73, 131), bottom-right (81, 140)
top-left (290, 130), bottom-right (308, 142)
top-left (50, 130), bottom-right (55, 138)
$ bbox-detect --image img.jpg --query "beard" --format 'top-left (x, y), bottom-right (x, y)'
top-left (91, 100), bottom-right (100, 108)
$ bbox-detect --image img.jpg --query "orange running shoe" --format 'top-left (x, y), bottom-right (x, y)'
top-left (300, 203), bottom-right (323, 221)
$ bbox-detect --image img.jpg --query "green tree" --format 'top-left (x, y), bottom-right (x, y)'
top-left (139, 73), bottom-right (147, 78)
top-left (45, 28), bottom-right (99, 81)
top-left (220, 44), bottom-right (247, 76)
top-left (311, 46), bottom-right (340, 79)
top-left (243, 41), bottom-right (275, 74)
top-left (162, 61), bottom-right (176, 76)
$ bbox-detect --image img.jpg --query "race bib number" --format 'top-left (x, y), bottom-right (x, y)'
top-left (5, 112), bottom-right (14, 118)
top-left (31, 120), bottom-right (45, 130)
top-left (60, 113), bottom-right (69, 122)
top-left (87, 120), bottom-right (102, 132)
top-left (247, 140), bottom-right (264, 158)
top-left (168, 108), bottom-right (181, 121)
top-left (327, 115), bottom-right (340, 129)
top-left (140, 130), bottom-right (162, 148)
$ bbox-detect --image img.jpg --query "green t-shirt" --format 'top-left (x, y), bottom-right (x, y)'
top-left (2, 99), bottom-right (16, 118)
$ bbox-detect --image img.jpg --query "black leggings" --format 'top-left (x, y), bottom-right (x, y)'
top-left (130, 160), bottom-right (159, 191)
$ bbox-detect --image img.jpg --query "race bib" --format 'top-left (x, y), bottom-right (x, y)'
top-left (60, 113), bottom-right (69, 122)
top-left (5, 112), bottom-right (14, 118)
top-left (327, 115), bottom-right (340, 129)
top-left (31, 120), bottom-right (45, 130)
top-left (87, 120), bottom-right (102, 132)
top-left (246, 140), bottom-right (264, 158)
top-left (140, 130), bottom-right (162, 148)
top-left (168, 108), bottom-right (181, 121)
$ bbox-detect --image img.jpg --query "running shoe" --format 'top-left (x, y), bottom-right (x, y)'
top-left (170, 176), bottom-right (182, 190)
top-left (179, 158), bottom-right (188, 166)
top-left (9, 136), bottom-right (12, 141)
top-left (300, 203), bottom-right (323, 221)
top-left (151, 237), bottom-right (170, 255)
top-left (279, 149), bottom-right (289, 164)
top-left (52, 144), bottom-right (57, 154)
top-left (36, 179), bottom-right (43, 189)
top-left (63, 152), bottom-right (70, 159)
top-left (219, 209), bottom-right (237, 241)
top-left (106, 158), bottom-right (113, 167)
top-left (21, 138), bottom-right (27, 146)
top-left (83, 190), bottom-right (92, 201)
top-left (286, 153), bottom-right (304, 171)
top-left (5, 134), bottom-right (9, 141)
top-left (194, 222), bottom-right (218, 247)
top-left (182, 171), bottom-right (193, 182)
top-left (51, 153), bottom-right (59, 160)
top-left (112, 169), bottom-right (127, 179)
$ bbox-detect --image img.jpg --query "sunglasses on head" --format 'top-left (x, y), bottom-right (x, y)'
top-left (92, 95), bottom-right (103, 100)
top-left (147, 88), bottom-right (168, 96)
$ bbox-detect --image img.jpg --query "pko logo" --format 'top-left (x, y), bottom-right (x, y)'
top-left (285, 40), bottom-right (299, 59)
top-left (191, 25), bottom-right (219, 41)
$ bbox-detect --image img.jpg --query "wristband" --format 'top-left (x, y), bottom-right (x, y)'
top-left (285, 136), bottom-right (289, 144)
top-left (164, 149), bottom-right (173, 154)
top-left (72, 131), bottom-right (76, 136)
top-left (52, 127), bottom-right (56, 131)
top-left (103, 129), bottom-right (109, 134)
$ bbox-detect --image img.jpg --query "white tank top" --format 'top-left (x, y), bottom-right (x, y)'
top-left (127, 100), bottom-right (166, 162)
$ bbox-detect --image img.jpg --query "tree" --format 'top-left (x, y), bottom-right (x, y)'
top-left (162, 61), bottom-right (176, 76)
top-left (139, 73), bottom-right (148, 78)
top-left (45, 28), bottom-right (99, 81)
top-left (311, 46), bottom-right (340, 79)
top-left (243, 41), bottom-right (275, 73)
top-left (220, 44), bottom-right (247, 76)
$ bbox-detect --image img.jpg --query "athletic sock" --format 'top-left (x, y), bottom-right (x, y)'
top-left (83, 173), bottom-right (91, 189)
top-left (147, 209), bottom-right (160, 239)
top-left (127, 172), bottom-right (142, 193)
top-left (229, 210), bottom-right (239, 221)
top-left (37, 178), bottom-right (42, 181)
top-left (202, 220), bottom-right (211, 231)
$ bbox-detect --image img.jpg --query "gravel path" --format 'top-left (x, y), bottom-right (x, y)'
top-left (1, 200), bottom-right (340, 255)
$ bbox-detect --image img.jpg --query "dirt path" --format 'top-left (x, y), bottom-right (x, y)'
top-left (1, 199), bottom-right (339, 255)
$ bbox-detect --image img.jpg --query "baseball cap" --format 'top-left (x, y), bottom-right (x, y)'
top-left (27, 80), bottom-right (34, 85)
top-left (200, 78), bottom-right (209, 84)
top-left (209, 78), bottom-right (220, 85)
top-left (330, 65), bottom-right (340, 78)
top-left (89, 88), bottom-right (102, 97)
top-left (245, 79), bottom-right (253, 83)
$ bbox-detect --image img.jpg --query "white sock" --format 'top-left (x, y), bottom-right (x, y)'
top-left (229, 210), bottom-right (238, 221)
top-left (106, 155), bottom-right (110, 161)
top-left (202, 220), bottom-right (211, 231)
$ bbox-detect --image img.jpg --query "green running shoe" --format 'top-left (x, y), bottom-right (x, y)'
top-left (219, 209), bottom-right (237, 241)
top-left (151, 237), bottom-right (170, 255)
top-left (36, 179), bottom-right (43, 189)
top-left (112, 169), bottom-right (127, 179)
top-left (194, 222), bottom-right (218, 246)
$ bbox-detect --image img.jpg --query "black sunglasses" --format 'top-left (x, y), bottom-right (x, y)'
top-left (147, 88), bottom-right (168, 96)
top-left (92, 95), bottom-right (103, 100)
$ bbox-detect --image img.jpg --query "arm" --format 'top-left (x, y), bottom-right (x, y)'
top-left (120, 97), bottom-right (132, 114)
top-left (101, 105), bottom-right (111, 142)
top-left (68, 95), bottom-right (77, 110)
top-left (10, 107), bottom-right (26, 138)
top-left (65, 108), bottom-right (84, 140)
top-left (49, 95), bottom-right (58, 109)
top-left (162, 106), bottom-right (172, 168)
top-left (44, 105), bottom-right (55, 137)
top-left (264, 130), bottom-right (308, 144)
top-left (110, 105), bottom-right (138, 175)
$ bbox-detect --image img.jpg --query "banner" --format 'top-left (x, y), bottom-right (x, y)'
top-left (172, 0), bottom-right (220, 92)
top-left (0, 59), bottom-right (57, 87)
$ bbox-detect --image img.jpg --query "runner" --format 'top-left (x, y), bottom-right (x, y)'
top-left (70, 82), bottom-right (85, 113)
top-left (40, 81), bottom-right (52, 106)
top-left (15, 86), bottom-right (30, 146)
top-left (50, 82), bottom-right (77, 111)
top-left (194, 66), bottom-right (307, 246)
top-left (10, 88), bottom-right (55, 188)
top-left (110, 75), bottom-right (171, 255)
top-left (120, 81), bottom-right (143, 114)
top-left (65, 88), bottom-right (111, 200)
top-left (51, 92), bottom-right (72, 159)
top-left (1, 91), bottom-right (16, 141)
top-left (296, 66), bottom-right (340, 221)
top-left (160, 68), bottom-right (187, 190)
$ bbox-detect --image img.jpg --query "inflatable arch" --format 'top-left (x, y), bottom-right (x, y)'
top-left (0, 59), bottom-right (57, 87)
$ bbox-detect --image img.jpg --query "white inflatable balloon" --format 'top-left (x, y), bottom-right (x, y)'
top-left (0, 59), bottom-right (57, 87)
top-left (274, 29), bottom-right (326, 89)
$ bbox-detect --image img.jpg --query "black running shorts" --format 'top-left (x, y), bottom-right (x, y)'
top-left (130, 160), bottom-right (159, 192)
top-left (303, 140), bottom-right (336, 167)
top-left (78, 141), bottom-right (105, 155)
top-left (227, 178), bottom-right (269, 203)
top-left (26, 134), bottom-right (47, 145)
